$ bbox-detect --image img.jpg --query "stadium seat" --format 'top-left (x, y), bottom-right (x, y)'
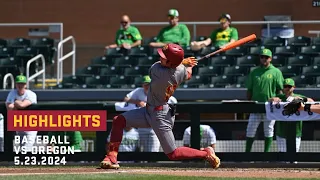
top-left (91, 56), bottom-right (111, 67)
top-left (197, 66), bottom-right (221, 76)
top-left (112, 56), bottom-right (135, 67)
top-left (0, 47), bottom-right (14, 58)
top-left (290, 75), bottom-right (314, 87)
top-left (182, 75), bottom-right (210, 88)
top-left (151, 48), bottom-right (160, 58)
top-left (124, 66), bottom-right (146, 76)
top-left (211, 75), bottom-right (235, 87)
top-left (82, 76), bottom-right (108, 89)
top-left (313, 56), bottom-right (320, 65)
top-left (225, 84), bottom-right (245, 88)
top-left (100, 67), bottom-right (121, 76)
top-left (200, 46), bottom-right (219, 56)
top-left (137, 56), bottom-right (156, 67)
top-left (225, 46), bottom-right (247, 57)
top-left (142, 36), bottom-right (157, 46)
top-left (274, 46), bottom-right (299, 56)
top-left (277, 66), bottom-right (300, 77)
top-left (31, 37), bottom-right (55, 64)
top-left (76, 66), bottom-right (99, 76)
top-left (300, 46), bottom-right (320, 56)
top-left (302, 65), bottom-right (320, 76)
top-left (183, 46), bottom-right (195, 57)
top-left (262, 36), bottom-right (285, 47)
top-left (312, 37), bottom-right (320, 46)
top-left (209, 56), bottom-right (234, 67)
top-left (105, 47), bottom-right (124, 58)
top-left (61, 75), bottom-right (83, 88)
top-left (0, 57), bottom-right (19, 76)
top-left (196, 36), bottom-right (207, 41)
top-left (287, 55), bottom-right (312, 66)
top-left (249, 46), bottom-right (273, 56)
top-left (8, 37), bottom-right (31, 49)
top-left (196, 58), bottom-right (210, 67)
top-left (236, 76), bottom-right (248, 86)
top-left (272, 55), bottom-right (286, 67)
top-left (107, 76), bottom-right (129, 88)
top-left (223, 66), bottom-right (248, 76)
top-left (287, 36), bottom-right (311, 47)
top-left (236, 55), bottom-right (259, 67)
top-left (128, 46), bottom-right (148, 58)
top-left (15, 47), bottom-right (38, 67)
top-left (0, 39), bottom-right (7, 48)
top-left (243, 38), bottom-right (262, 47)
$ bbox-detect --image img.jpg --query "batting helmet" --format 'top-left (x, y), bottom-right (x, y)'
top-left (157, 44), bottom-right (184, 68)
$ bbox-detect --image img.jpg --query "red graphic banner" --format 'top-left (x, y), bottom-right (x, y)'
top-left (7, 110), bottom-right (107, 131)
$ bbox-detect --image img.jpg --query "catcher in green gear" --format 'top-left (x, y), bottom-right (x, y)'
top-left (269, 78), bottom-right (314, 152)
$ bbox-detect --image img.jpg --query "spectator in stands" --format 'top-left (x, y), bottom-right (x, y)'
top-left (48, 131), bottom-right (83, 152)
top-left (149, 9), bottom-right (191, 48)
top-left (183, 125), bottom-right (216, 150)
top-left (269, 78), bottom-right (313, 152)
top-left (190, 13), bottom-right (238, 50)
top-left (105, 15), bottom-right (142, 50)
top-left (6, 75), bottom-right (37, 152)
top-left (245, 49), bottom-right (284, 152)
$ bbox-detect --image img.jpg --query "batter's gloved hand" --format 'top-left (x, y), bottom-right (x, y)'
top-left (182, 57), bottom-right (198, 67)
top-left (283, 98), bottom-right (307, 116)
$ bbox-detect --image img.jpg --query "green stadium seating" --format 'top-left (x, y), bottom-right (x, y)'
top-left (197, 66), bottom-right (221, 76)
top-left (313, 56), bottom-right (320, 65)
top-left (196, 36), bottom-right (207, 41)
top-left (182, 75), bottom-right (210, 88)
top-left (274, 46), bottom-right (299, 56)
top-left (263, 36), bottom-right (285, 47)
top-left (243, 38), bottom-right (262, 47)
top-left (236, 76), bottom-right (247, 85)
top-left (236, 55), bottom-right (259, 67)
top-left (223, 66), bottom-right (248, 76)
top-left (312, 37), bottom-right (320, 46)
top-left (61, 76), bottom-right (83, 88)
top-left (182, 46), bottom-right (195, 57)
top-left (200, 46), bottom-right (219, 56)
top-left (225, 46), bottom-right (248, 57)
top-left (100, 67), bottom-right (121, 76)
top-left (129, 46), bottom-right (148, 58)
top-left (209, 56), bottom-right (234, 67)
top-left (271, 55), bottom-right (286, 67)
top-left (76, 66), bottom-right (100, 76)
top-left (302, 65), bottom-right (320, 76)
top-left (211, 75), bottom-right (235, 87)
top-left (290, 75), bottom-right (314, 87)
top-left (287, 55), bottom-right (312, 66)
top-left (137, 56), bottom-right (156, 67)
top-left (249, 46), bottom-right (273, 56)
top-left (0, 47), bottom-right (14, 58)
top-left (0, 39), bottom-right (7, 48)
top-left (142, 36), bottom-right (157, 46)
top-left (105, 48), bottom-right (123, 58)
top-left (124, 66), bottom-right (147, 76)
top-left (112, 56), bottom-right (135, 67)
top-left (287, 36), bottom-right (311, 47)
top-left (107, 76), bottom-right (129, 88)
top-left (300, 46), bottom-right (320, 56)
top-left (82, 76), bottom-right (108, 88)
top-left (277, 66), bottom-right (300, 77)
top-left (8, 37), bottom-right (31, 49)
top-left (0, 57), bottom-right (19, 76)
top-left (91, 56), bottom-right (111, 67)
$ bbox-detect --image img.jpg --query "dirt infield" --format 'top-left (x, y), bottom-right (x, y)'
top-left (0, 167), bottom-right (319, 179)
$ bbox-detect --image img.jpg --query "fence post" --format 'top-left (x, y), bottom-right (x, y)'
top-left (286, 121), bottom-right (297, 163)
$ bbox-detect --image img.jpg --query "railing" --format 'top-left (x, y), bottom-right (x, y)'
top-left (57, 36), bottom-right (76, 84)
top-left (131, 20), bottom-right (320, 40)
top-left (26, 54), bottom-right (46, 89)
top-left (2, 73), bottom-right (14, 89)
top-left (308, 30), bottom-right (320, 37)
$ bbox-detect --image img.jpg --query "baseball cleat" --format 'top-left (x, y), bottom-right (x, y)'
top-left (202, 146), bottom-right (220, 169)
top-left (100, 155), bottom-right (120, 169)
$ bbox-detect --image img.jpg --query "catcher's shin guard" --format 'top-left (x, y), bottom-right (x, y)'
top-left (100, 142), bottom-right (121, 169)
top-left (202, 147), bottom-right (220, 169)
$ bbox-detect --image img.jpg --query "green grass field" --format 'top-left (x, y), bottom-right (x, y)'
top-left (1, 174), bottom-right (320, 180)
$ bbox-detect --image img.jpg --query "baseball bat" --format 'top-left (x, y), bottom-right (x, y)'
top-left (197, 34), bottom-right (257, 61)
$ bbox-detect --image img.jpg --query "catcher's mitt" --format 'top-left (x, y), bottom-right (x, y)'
top-left (283, 98), bottom-right (307, 116)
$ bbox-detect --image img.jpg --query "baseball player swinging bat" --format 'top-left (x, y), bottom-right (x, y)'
top-left (196, 34), bottom-right (257, 61)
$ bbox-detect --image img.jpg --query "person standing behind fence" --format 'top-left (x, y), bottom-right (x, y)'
top-left (269, 78), bottom-right (313, 152)
top-left (245, 49), bottom-right (284, 152)
top-left (5, 75), bottom-right (38, 152)
top-left (183, 125), bottom-right (217, 150)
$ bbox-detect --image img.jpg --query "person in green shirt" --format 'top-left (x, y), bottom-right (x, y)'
top-left (149, 9), bottom-right (191, 48)
top-left (191, 14), bottom-right (238, 50)
top-left (245, 48), bottom-right (284, 152)
top-left (48, 131), bottom-right (83, 152)
top-left (105, 15), bottom-right (142, 50)
top-left (269, 78), bottom-right (314, 152)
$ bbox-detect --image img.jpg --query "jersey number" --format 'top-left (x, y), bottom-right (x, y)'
top-left (165, 84), bottom-right (177, 101)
